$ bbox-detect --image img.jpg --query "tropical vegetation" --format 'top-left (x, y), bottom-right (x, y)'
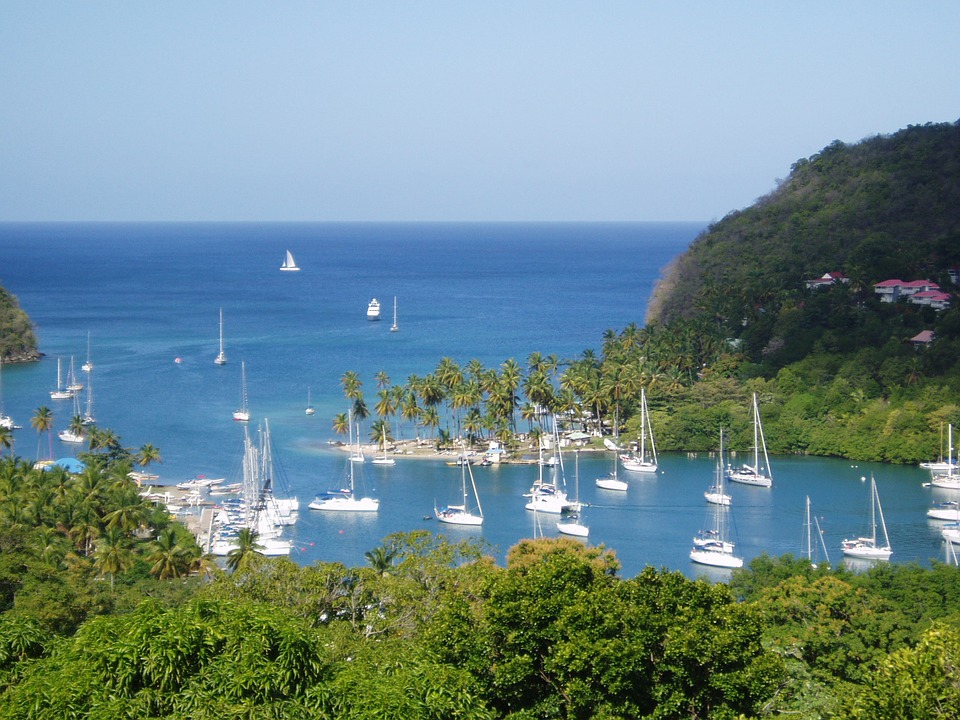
top-left (0, 286), bottom-right (39, 364)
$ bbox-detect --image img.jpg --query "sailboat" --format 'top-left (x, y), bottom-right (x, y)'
top-left (557, 450), bottom-right (589, 536)
top-left (58, 390), bottom-right (85, 444)
top-left (704, 429), bottom-right (732, 506)
top-left (436, 444), bottom-right (484, 525)
top-left (690, 443), bottom-right (743, 568)
top-left (524, 415), bottom-right (576, 514)
top-left (726, 393), bottom-right (773, 487)
top-left (49, 358), bottom-right (73, 399)
top-left (371, 424), bottom-right (395, 466)
top-left (81, 331), bottom-right (93, 372)
top-left (233, 361), bottom-right (251, 422)
top-left (81, 367), bottom-right (96, 425)
top-left (621, 388), bottom-right (658, 473)
top-left (390, 295), bottom-right (398, 332)
top-left (214, 307), bottom-right (228, 365)
top-left (280, 249), bottom-right (300, 272)
top-left (802, 495), bottom-right (830, 568)
top-left (304, 387), bottom-right (315, 416)
top-left (595, 442), bottom-right (627, 491)
top-left (66, 356), bottom-right (83, 392)
top-left (348, 417), bottom-right (365, 463)
top-left (0, 359), bottom-right (15, 431)
top-left (921, 423), bottom-right (958, 472)
top-left (929, 424), bottom-right (960, 490)
top-left (309, 410), bottom-right (379, 512)
top-left (841, 476), bottom-right (892, 560)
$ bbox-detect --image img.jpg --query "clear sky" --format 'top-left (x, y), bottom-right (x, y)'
top-left (1, 2), bottom-right (958, 222)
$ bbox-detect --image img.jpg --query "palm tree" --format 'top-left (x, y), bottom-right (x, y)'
top-left (332, 412), bottom-right (349, 439)
top-left (226, 527), bottom-right (263, 573)
top-left (0, 426), bottom-right (11, 457)
top-left (340, 370), bottom-right (362, 402)
top-left (148, 527), bottom-right (195, 580)
top-left (137, 443), bottom-right (162, 468)
top-left (30, 406), bottom-right (53, 461)
top-left (94, 527), bottom-right (134, 590)
top-left (364, 544), bottom-right (396, 576)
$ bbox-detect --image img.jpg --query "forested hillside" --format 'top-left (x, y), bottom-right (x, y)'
top-left (0, 285), bottom-right (39, 363)
top-left (647, 121), bottom-right (960, 372)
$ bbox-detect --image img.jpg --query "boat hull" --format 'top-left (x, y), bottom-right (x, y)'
top-left (690, 547), bottom-right (743, 568)
top-left (841, 540), bottom-right (892, 560)
top-left (556, 520), bottom-right (589, 537)
top-left (436, 509), bottom-right (483, 526)
top-left (308, 496), bottom-right (379, 512)
top-left (596, 477), bottom-right (628, 491)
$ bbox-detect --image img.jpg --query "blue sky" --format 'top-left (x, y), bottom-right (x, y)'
top-left (1, 2), bottom-right (958, 222)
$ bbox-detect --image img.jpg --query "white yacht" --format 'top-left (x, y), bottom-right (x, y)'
top-left (367, 298), bottom-right (381, 320)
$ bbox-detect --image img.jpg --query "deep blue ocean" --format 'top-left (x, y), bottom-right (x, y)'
top-left (0, 222), bottom-right (952, 578)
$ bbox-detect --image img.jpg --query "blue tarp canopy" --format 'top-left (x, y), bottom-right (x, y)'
top-left (52, 457), bottom-right (85, 473)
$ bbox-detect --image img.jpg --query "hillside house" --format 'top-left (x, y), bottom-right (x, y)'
top-left (873, 279), bottom-right (940, 303)
top-left (805, 271), bottom-right (849, 290)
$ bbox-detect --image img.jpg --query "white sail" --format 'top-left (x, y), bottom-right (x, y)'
top-left (280, 250), bottom-right (300, 271)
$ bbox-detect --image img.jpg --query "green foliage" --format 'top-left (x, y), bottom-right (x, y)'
top-left (0, 286), bottom-right (39, 363)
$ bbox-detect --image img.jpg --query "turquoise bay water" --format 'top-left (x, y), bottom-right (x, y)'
top-left (0, 222), bottom-right (951, 578)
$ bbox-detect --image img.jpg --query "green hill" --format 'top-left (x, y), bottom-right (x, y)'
top-left (0, 284), bottom-right (40, 363)
top-left (646, 121), bottom-right (960, 371)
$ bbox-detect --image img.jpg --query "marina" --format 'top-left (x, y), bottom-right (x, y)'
top-left (0, 222), bottom-right (954, 578)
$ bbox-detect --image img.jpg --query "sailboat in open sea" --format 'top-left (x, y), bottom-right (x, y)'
top-left (215, 307), bottom-right (228, 365)
top-left (233, 361), bottom-right (251, 422)
top-left (390, 295), bottom-right (398, 332)
top-left (280, 250), bottom-right (300, 272)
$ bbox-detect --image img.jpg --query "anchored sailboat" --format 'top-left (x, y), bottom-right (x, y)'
top-left (842, 476), bottom-right (892, 560)
top-left (233, 361), bottom-right (251, 422)
top-left (436, 444), bottom-right (483, 526)
top-left (726, 393), bottom-right (773, 487)
top-left (621, 388), bottom-right (658, 474)
top-left (215, 307), bottom-right (228, 365)
top-left (390, 295), bottom-right (398, 332)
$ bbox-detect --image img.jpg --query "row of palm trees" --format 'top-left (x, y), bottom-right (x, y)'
top-left (332, 319), bottom-right (732, 453)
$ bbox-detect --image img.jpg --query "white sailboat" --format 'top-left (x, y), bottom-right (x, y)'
top-left (524, 416), bottom-right (576, 514)
top-left (305, 387), bottom-right (315, 416)
top-left (595, 443), bottom-right (627, 491)
top-left (233, 361), bottom-right (251, 422)
top-left (390, 295), bottom-right (398, 332)
top-left (0, 359), bottom-right (14, 431)
top-left (842, 476), bottom-right (892, 560)
top-left (309, 411), bottom-right (379, 512)
top-left (726, 393), bottom-right (773, 487)
top-left (557, 450), bottom-right (589, 537)
top-left (929, 425), bottom-right (960, 490)
top-left (704, 429), bottom-right (732, 506)
top-left (82, 366), bottom-right (95, 425)
top-left (50, 358), bottom-right (72, 399)
top-left (66, 356), bottom-right (83, 392)
top-left (621, 388), bottom-right (658, 474)
top-left (436, 444), bottom-right (484, 526)
top-left (280, 249), bottom-right (300, 272)
top-left (81, 331), bottom-right (93, 372)
top-left (802, 495), bottom-right (830, 568)
top-left (58, 391), bottom-right (85, 444)
top-left (215, 307), bottom-right (228, 365)
top-left (690, 444), bottom-right (742, 568)
top-left (371, 425), bottom-right (395, 466)
top-left (943, 522), bottom-right (960, 546)
top-left (920, 423), bottom-right (958, 472)
top-left (367, 298), bottom-right (381, 320)
top-left (348, 417), bottom-right (365, 463)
